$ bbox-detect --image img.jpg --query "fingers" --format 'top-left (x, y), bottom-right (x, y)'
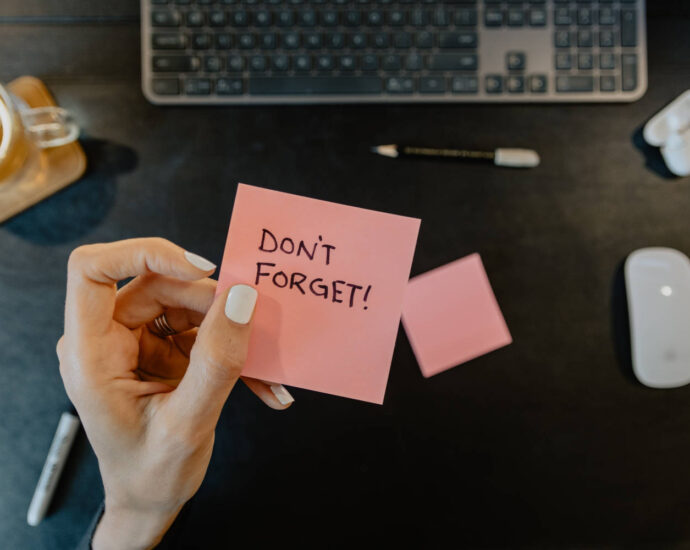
top-left (65, 238), bottom-right (216, 339)
top-left (114, 274), bottom-right (216, 330)
top-left (241, 377), bottom-right (294, 410)
top-left (168, 284), bottom-right (258, 426)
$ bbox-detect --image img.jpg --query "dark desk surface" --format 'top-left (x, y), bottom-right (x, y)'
top-left (2, 2), bottom-right (690, 548)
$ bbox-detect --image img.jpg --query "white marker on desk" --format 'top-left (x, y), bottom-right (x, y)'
top-left (27, 411), bottom-right (80, 526)
top-left (371, 144), bottom-right (541, 168)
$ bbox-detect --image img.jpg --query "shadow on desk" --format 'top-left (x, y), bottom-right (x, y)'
top-left (631, 125), bottom-right (677, 180)
top-left (610, 260), bottom-right (637, 385)
top-left (2, 138), bottom-right (136, 244)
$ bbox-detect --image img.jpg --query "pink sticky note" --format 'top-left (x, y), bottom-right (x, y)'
top-left (401, 254), bottom-right (512, 378)
top-left (217, 184), bottom-right (420, 404)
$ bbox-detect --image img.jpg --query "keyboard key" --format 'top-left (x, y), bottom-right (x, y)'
top-left (410, 8), bottom-right (428, 27)
top-left (450, 76), bottom-right (478, 94)
top-left (599, 29), bottom-right (615, 48)
top-left (577, 29), bottom-right (593, 47)
top-left (185, 78), bottom-right (211, 95)
top-left (382, 54), bottom-right (402, 71)
top-left (554, 7), bottom-right (572, 25)
top-left (506, 75), bottom-right (524, 93)
top-left (304, 32), bottom-right (321, 49)
top-left (361, 54), bottom-right (378, 71)
top-left (433, 7), bottom-right (450, 26)
top-left (327, 32), bottom-right (345, 48)
top-left (621, 9), bottom-right (637, 47)
top-left (231, 10), bottom-right (250, 26)
top-left (386, 77), bottom-right (414, 94)
top-left (371, 32), bottom-right (389, 48)
top-left (555, 53), bottom-right (572, 70)
top-left (529, 7), bottom-right (546, 26)
top-left (577, 7), bottom-right (592, 25)
top-left (216, 78), bottom-right (243, 95)
top-left (152, 78), bottom-right (180, 95)
top-left (507, 8), bottom-right (525, 27)
top-left (213, 33), bottom-right (231, 49)
top-left (294, 54), bottom-right (311, 71)
top-left (485, 75), bottom-right (502, 94)
top-left (405, 53), bottom-right (423, 71)
top-left (484, 8), bottom-right (502, 27)
top-left (249, 77), bottom-right (382, 95)
top-left (415, 31), bottom-right (434, 49)
top-left (578, 53), bottom-right (594, 70)
top-left (276, 10), bottom-right (294, 26)
top-left (350, 33), bottom-right (367, 49)
top-left (439, 31), bottom-right (477, 49)
top-left (152, 33), bottom-right (187, 49)
top-left (259, 33), bottom-right (277, 49)
top-left (389, 10), bottom-right (405, 26)
top-left (622, 53), bottom-right (637, 91)
top-left (152, 55), bottom-right (199, 72)
top-left (599, 53), bottom-right (615, 70)
top-left (393, 32), bottom-right (413, 49)
top-left (528, 74), bottom-right (547, 93)
top-left (283, 32), bottom-right (300, 49)
top-left (316, 54), bottom-right (334, 70)
top-left (419, 76), bottom-right (446, 94)
top-left (151, 10), bottom-right (180, 27)
top-left (249, 55), bottom-right (267, 72)
top-left (554, 30), bottom-right (570, 48)
top-left (209, 10), bottom-right (227, 26)
top-left (455, 8), bottom-right (477, 27)
top-left (192, 33), bottom-right (211, 49)
top-left (339, 54), bottom-right (357, 71)
top-left (600, 75), bottom-right (616, 92)
top-left (368, 10), bottom-right (384, 26)
top-left (204, 56), bottom-right (223, 72)
top-left (506, 51), bottom-right (526, 71)
top-left (238, 33), bottom-right (255, 49)
top-left (254, 10), bottom-right (271, 26)
top-left (227, 55), bottom-right (244, 71)
top-left (598, 7), bottom-right (615, 25)
top-left (556, 75), bottom-right (594, 92)
top-left (427, 53), bottom-right (477, 71)
top-left (298, 9), bottom-right (317, 26)
top-left (321, 10), bottom-right (338, 26)
top-left (272, 54), bottom-right (290, 71)
top-left (344, 9), bottom-right (361, 26)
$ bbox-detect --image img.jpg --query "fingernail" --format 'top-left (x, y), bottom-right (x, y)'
top-left (225, 284), bottom-right (257, 325)
top-left (270, 384), bottom-right (294, 406)
top-left (184, 251), bottom-right (216, 271)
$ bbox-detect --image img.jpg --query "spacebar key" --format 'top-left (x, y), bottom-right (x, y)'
top-left (556, 75), bottom-right (594, 93)
top-left (249, 77), bottom-right (382, 95)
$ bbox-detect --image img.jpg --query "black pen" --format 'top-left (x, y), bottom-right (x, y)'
top-left (371, 144), bottom-right (540, 168)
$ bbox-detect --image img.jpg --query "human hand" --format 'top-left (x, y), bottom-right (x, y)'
top-left (57, 238), bottom-right (293, 550)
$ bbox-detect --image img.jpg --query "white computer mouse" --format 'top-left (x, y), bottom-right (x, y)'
top-left (625, 247), bottom-right (690, 388)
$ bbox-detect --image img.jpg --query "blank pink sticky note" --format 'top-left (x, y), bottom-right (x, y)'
top-left (401, 254), bottom-right (512, 378)
top-left (218, 184), bottom-right (420, 404)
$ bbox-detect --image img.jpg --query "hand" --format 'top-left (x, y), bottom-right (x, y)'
top-left (57, 238), bottom-right (293, 550)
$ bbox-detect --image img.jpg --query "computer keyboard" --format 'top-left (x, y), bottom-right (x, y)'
top-left (141, 0), bottom-right (647, 104)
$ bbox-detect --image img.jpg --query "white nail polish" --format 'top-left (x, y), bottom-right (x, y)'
top-left (184, 251), bottom-right (216, 271)
top-left (270, 384), bottom-right (294, 406)
top-left (225, 284), bottom-right (257, 325)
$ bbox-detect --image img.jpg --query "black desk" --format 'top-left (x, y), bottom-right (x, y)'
top-left (2, 2), bottom-right (690, 548)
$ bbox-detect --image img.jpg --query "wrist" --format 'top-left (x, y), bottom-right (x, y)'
top-left (92, 501), bottom-right (180, 550)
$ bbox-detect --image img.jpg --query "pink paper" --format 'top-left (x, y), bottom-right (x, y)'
top-left (401, 254), bottom-right (512, 378)
top-left (217, 184), bottom-right (420, 404)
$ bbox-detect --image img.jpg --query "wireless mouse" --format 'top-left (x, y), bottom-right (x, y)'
top-left (625, 247), bottom-right (690, 388)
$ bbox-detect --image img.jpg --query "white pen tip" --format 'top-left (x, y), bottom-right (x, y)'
top-left (371, 144), bottom-right (399, 158)
top-left (494, 148), bottom-right (540, 168)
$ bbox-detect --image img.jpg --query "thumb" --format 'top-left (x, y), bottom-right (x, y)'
top-left (169, 284), bottom-right (258, 427)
